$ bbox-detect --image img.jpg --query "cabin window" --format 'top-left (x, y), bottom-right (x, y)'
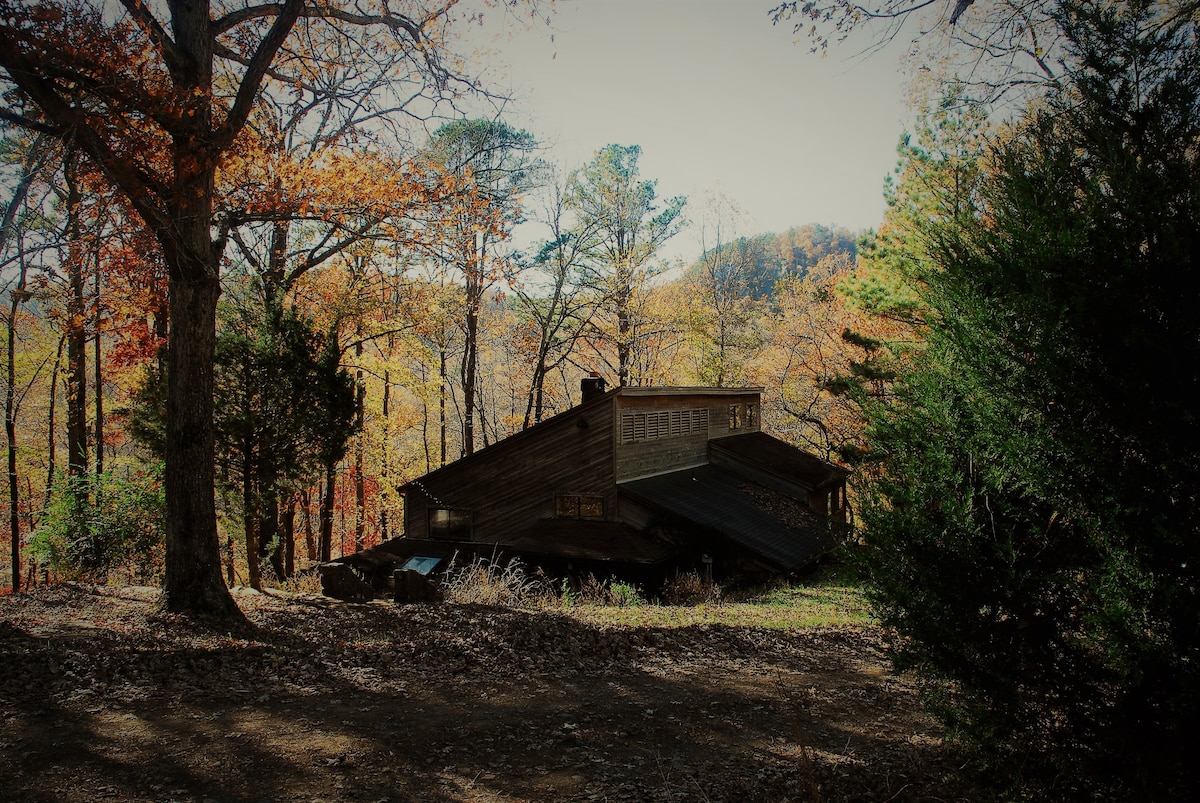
top-left (728, 403), bottom-right (756, 431)
top-left (579, 496), bottom-right (605, 518)
top-left (428, 508), bottom-right (472, 539)
top-left (555, 495), bottom-right (580, 517)
top-left (556, 494), bottom-right (604, 519)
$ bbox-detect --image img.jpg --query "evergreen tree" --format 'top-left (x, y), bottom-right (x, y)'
top-left (566, 144), bottom-right (686, 386)
top-left (213, 294), bottom-right (356, 588)
top-left (422, 119), bottom-right (538, 455)
top-left (856, 2), bottom-right (1200, 796)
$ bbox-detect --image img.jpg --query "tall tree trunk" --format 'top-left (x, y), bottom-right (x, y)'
top-left (462, 298), bottom-right (477, 456)
top-left (461, 231), bottom-right (483, 457)
top-left (44, 338), bottom-right (63, 511)
top-left (319, 461), bottom-right (336, 563)
top-left (5, 285), bottom-right (23, 593)
top-left (262, 480), bottom-right (282, 579)
top-left (301, 488), bottom-right (315, 563)
top-left (420, 369), bottom-right (432, 472)
top-left (243, 468), bottom-right (261, 591)
top-left (64, 158), bottom-right (88, 487)
top-left (152, 16), bottom-right (242, 614)
top-left (354, 342), bottom-right (365, 552)
top-left (281, 496), bottom-right (296, 578)
top-left (93, 265), bottom-right (103, 478)
top-left (380, 369), bottom-right (390, 541)
top-left (439, 347), bottom-right (447, 467)
top-left (616, 270), bottom-right (632, 387)
top-left (225, 532), bottom-right (235, 586)
top-left (160, 270), bottom-right (241, 616)
top-left (2, 136), bottom-right (46, 593)
top-left (523, 360), bottom-right (548, 430)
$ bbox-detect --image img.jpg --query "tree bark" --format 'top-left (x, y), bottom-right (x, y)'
top-left (380, 370), bottom-right (390, 541)
top-left (462, 287), bottom-right (478, 456)
top-left (281, 496), bottom-right (296, 578)
top-left (64, 158), bottom-right (88, 487)
top-left (243, 467), bottom-right (261, 591)
top-left (159, 271), bottom-right (241, 617)
top-left (319, 461), bottom-right (336, 563)
top-left (2, 137), bottom-right (44, 594)
top-left (354, 342), bottom-right (365, 552)
top-left (153, 0), bottom-right (243, 616)
top-left (262, 478), bottom-right (282, 579)
top-left (439, 347), bottom-right (447, 467)
top-left (44, 338), bottom-right (62, 511)
top-left (301, 488), bottom-right (316, 563)
top-left (93, 265), bottom-right (103, 478)
top-left (6, 288), bottom-right (22, 593)
top-left (616, 263), bottom-right (632, 387)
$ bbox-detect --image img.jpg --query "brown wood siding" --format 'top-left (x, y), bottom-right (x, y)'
top-left (614, 392), bottom-right (761, 482)
top-left (403, 398), bottom-right (617, 543)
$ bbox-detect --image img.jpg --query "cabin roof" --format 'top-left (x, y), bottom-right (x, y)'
top-left (398, 386), bottom-right (765, 493)
top-left (710, 431), bottom-right (848, 491)
top-left (614, 385), bottom-right (765, 398)
top-left (618, 464), bottom-right (839, 571)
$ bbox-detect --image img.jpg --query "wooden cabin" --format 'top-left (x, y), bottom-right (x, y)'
top-left (325, 383), bottom-right (849, 598)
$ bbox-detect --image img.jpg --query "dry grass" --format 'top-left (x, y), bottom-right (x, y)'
top-left (660, 570), bottom-right (723, 606)
top-left (434, 557), bottom-right (873, 631)
top-left (439, 557), bottom-right (554, 606)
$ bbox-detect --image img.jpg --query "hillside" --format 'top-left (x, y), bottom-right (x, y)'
top-left (684, 224), bottom-right (861, 298)
top-left (1, 584), bottom-right (971, 802)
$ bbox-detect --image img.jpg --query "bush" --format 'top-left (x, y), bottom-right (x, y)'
top-left (608, 581), bottom-right (644, 607)
top-left (29, 465), bottom-right (165, 584)
top-left (560, 574), bottom-right (647, 607)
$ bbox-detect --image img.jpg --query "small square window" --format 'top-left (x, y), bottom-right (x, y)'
top-left (579, 496), bottom-right (604, 518)
top-left (556, 495), bottom-right (580, 517)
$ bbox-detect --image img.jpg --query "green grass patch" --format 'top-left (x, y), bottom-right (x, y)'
top-left (565, 568), bottom-right (875, 630)
top-left (440, 555), bottom-right (876, 630)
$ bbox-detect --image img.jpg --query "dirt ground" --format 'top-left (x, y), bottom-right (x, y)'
top-left (1, 584), bottom-right (970, 802)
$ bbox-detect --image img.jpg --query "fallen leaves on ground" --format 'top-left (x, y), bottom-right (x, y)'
top-left (1, 584), bottom-right (970, 802)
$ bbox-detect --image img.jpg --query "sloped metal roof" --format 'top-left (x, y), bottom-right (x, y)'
top-left (618, 464), bottom-right (839, 571)
top-left (709, 431), bottom-right (848, 491)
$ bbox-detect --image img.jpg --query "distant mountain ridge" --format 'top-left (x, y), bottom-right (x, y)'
top-left (686, 223), bottom-right (860, 298)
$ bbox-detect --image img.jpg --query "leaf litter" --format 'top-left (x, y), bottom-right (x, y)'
top-left (1, 583), bottom-right (969, 801)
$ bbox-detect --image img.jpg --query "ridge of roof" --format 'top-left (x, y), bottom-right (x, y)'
top-left (614, 385), bottom-right (765, 397)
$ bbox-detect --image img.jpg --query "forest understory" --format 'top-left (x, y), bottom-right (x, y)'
top-left (0, 584), bottom-right (971, 802)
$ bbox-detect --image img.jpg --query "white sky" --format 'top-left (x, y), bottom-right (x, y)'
top-left (464, 0), bottom-right (912, 263)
